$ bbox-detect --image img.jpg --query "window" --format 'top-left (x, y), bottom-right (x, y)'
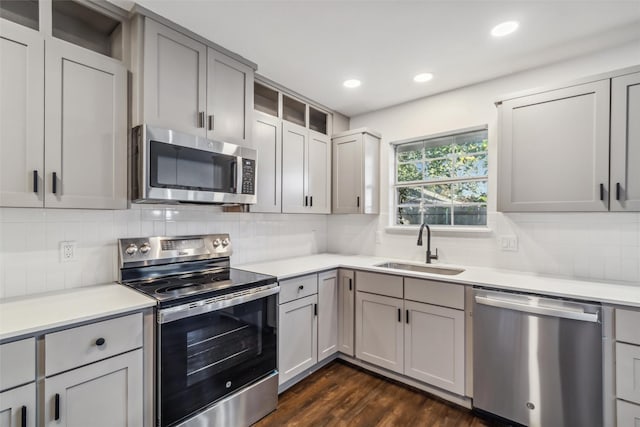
top-left (394, 126), bottom-right (488, 227)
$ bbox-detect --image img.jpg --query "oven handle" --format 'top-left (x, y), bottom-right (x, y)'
top-left (157, 285), bottom-right (280, 324)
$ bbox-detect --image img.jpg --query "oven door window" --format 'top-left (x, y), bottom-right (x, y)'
top-left (149, 140), bottom-right (237, 193)
top-left (159, 294), bottom-right (277, 427)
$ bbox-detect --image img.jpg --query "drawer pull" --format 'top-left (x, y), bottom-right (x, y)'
top-left (54, 394), bottom-right (60, 421)
top-left (21, 405), bottom-right (26, 427)
top-left (95, 337), bottom-right (106, 346)
top-left (298, 285), bottom-right (304, 291)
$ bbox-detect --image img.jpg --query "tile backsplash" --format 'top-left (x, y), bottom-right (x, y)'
top-left (0, 206), bottom-right (327, 299)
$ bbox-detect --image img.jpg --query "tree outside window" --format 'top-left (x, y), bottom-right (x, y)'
top-left (394, 127), bottom-right (488, 226)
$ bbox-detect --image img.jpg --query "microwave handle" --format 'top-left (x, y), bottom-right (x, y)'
top-left (231, 160), bottom-right (238, 192)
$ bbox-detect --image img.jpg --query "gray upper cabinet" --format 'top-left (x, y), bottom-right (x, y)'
top-left (332, 128), bottom-right (381, 214)
top-left (137, 17), bottom-right (254, 145)
top-left (142, 18), bottom-right (207, 137)
top-left (307, 130), bottom-right (331, 214)
top-left (498, 80), bottom-right (611, 212)
top-left (610, 72), bottom-right (640, 211)
top-left (252, 111), bottom-right (282, 213)
top-left (1, 2), bottom-right (128, 210)
top-left (44, 38), bottom-right (127, 209)
top-left (207, 48), bottom-right (253, 145)
top-left (0, 20), bottom-right (44, 208)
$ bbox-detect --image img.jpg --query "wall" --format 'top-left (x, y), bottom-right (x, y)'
top-left (0, 206), bottom-right (327, 298)
top-left (329, 40), bottom-right (640, 284)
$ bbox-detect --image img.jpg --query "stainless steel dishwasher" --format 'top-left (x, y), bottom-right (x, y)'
top-left (473, 288), bottom-right (603, 427)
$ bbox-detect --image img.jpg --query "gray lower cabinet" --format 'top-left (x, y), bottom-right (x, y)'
top-left (317, 271), bottom-right (338, 362)
top-left (337, 269), bottom-right (355, 356)
top-left (0, 383), bottom-right (36, 427)
top-left (355, 291), bottom-right (404, 374)
top-left (0, 338), bottom-right (36, 427)
top-left (355, 272), bottom-right (466, 395)
top-left (498, 80), bottom-right (611, 212)
top-left (278, 294), bottom-right (318, 384)
top-left (404, 300), bottom-right (465, 395)
top-left (44, 350), bottom-right (142, 427)
top-left (615, 308), bottom-right (640, 425)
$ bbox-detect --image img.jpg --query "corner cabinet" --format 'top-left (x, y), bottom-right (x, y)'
top-left (497, 66), bottom-right (640, 213)
top-left (136, 17), bottom-right (254, 146)
top-left (332, 128), bottom-right (381, 214)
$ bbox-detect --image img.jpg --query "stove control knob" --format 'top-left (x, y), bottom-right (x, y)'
top-left (222, 238), bottom-right (230, 247)
top-left (139, 243), bottom-right (151, 254)
top-left (125, 244), bottom-right (138, 256)
top-left (213, 239), bottom-right (222, 248)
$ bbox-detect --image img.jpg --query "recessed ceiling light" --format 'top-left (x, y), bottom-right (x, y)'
top-left (491, 21), bottom-right (519, 37)
top-left (414, 73), bottom-right (434, 83)
top-left (343, 79), bottom-right (361, 88)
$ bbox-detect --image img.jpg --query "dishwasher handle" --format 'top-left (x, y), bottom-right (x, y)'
top-left (475, 295), bottom-right (599, 323)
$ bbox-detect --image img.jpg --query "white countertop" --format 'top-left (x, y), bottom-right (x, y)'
top-left (0, 284), bottom-right (156, 342)
top-left (238, 253), bottom-right (640, 308)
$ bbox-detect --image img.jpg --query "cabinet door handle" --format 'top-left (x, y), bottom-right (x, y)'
top-left (616, 182), bottom-right (621, 201)
top-left (21, 405), bottom-right (26, 427)
top-left (208, 114), bottom-right (214, 131)
top-left (356, 196), bottom-right (360, 208)
top-left (198, 111), bottom-right (205, 128)
top-left (314, 303), bottom-right (317, 316)
top-left (304, 196), bottom-right (308, 207)
top-left (348, 278), bottom-right (352, 291)
top-left (397, 308), bottom-right (401, 322)
top-left (54, 393), bottom-right (60, 421)
top-left (95, 337), bottom-right (106, 346)
top-left (599, 183), bottom-right (604, 201)
top-left (406, 310), bottom-right (409, 324)
top-left (310, 196), bottom-right (313, 207)
top-left (52, 172), bottom-right (58, 194)
top-left (33, 170), bottom-right (38, 193)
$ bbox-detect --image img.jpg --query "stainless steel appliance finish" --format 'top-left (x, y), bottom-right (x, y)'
top-left (176, 372), bottom-right (278, 427)
top-left (131, 125), bottom-right (257, 204)
top-left (118, 234), bottom-right (278, 427)
top-left (473, 288), bottom-right (603, 427)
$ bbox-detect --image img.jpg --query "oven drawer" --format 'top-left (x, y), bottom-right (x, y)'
top-left (0, 338), bottom-right (35, 391)
top-left (279, 274), bottom-right (318, 304)
top-left (45, 313), bottom-right (143, 376)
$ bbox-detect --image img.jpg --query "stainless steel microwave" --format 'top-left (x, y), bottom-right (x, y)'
top-left (131, 125), bottom-right (257, 204)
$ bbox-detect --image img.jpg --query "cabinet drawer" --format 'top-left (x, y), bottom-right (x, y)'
top-left (617, 400), bottom-right (640, 427)
top-left (404, 278), bottom-right (464, 310)
top-left (356, 271), bottom-right (402, 298)
top-left (617, 309), bottom-right (640, 345)
top-left (279, 274), bottom-right (318, 304)
top-left (45, 313), bottom-right (142, 377)
top-left (0, 338), bottom-right (35, 391)
top-left (616, 342), bottom-right (640, 404)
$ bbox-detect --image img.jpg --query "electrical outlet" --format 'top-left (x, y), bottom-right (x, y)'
top-left (499, 235), bottom-right (518, 252)
top-left (60, 241), bottom-right (77, 262)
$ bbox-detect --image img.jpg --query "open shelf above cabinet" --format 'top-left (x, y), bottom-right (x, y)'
top-left (52, 0), bottom-right (123, 59)
top-left (254, 82), bottom-right (279, 117)
top-left (283, 95), bottom-right (306, 127)
top-left (0, 0), bottom-right (39, 30)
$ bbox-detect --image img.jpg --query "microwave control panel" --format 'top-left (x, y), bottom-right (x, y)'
top-left (241, 159), bottom-right (255, 195)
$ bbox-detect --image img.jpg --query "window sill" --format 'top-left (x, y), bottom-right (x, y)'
top-left (385, 225), bottom-right (493, 237)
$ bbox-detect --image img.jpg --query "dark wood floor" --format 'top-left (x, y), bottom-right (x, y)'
top-left (254, 361), bottom-right (491, 427)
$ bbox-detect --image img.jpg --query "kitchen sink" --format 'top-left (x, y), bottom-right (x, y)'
top-left (375, 262), bottom-right (465, 276)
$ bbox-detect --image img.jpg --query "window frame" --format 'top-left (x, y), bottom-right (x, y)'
top-left (391, 125), bottom-right (489, 228)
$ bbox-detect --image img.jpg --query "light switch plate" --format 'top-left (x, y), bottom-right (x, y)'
top-left (499, 235), bottom-right (518, 251)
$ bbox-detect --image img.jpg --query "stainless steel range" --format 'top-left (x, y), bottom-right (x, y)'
top-left (118, 234), bottom-right (279, 427)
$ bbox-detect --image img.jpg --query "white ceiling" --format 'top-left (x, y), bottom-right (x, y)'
top-left (114, 0), bottom-right (640, 117)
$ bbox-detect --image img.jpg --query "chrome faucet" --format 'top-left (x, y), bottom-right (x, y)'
top-left (417, 223), bottom-right (438, 264)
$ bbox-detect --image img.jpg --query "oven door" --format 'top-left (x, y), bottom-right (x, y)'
top-left (157, 287), bottom-right (278, 427)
